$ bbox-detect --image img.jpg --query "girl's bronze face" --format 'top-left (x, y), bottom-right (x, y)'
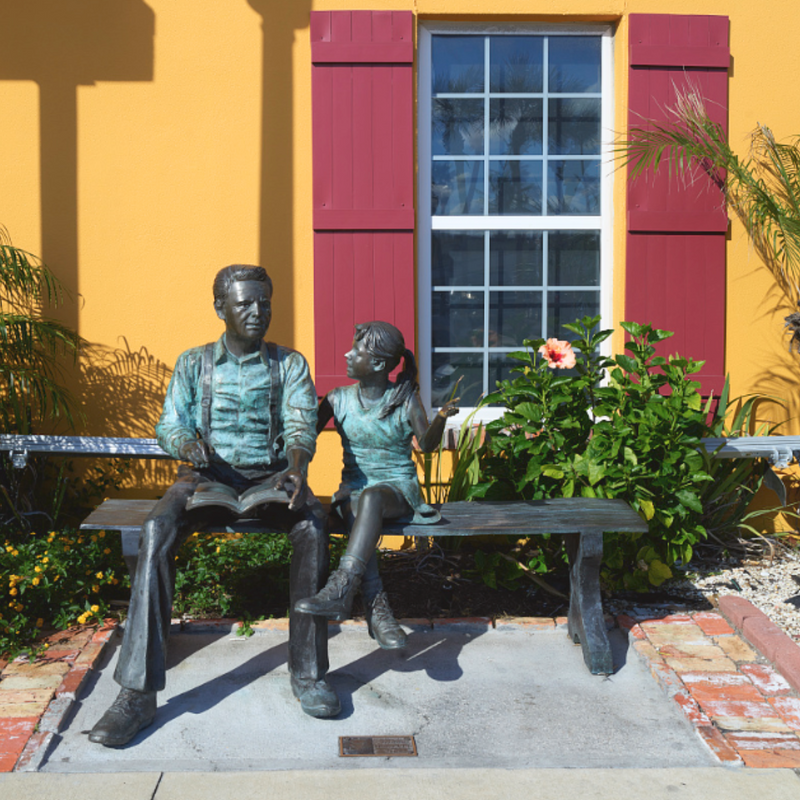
top-left (345, 338), bottom-right (380, 380)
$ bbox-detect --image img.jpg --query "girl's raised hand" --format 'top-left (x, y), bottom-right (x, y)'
top-left (437, 397), bottom-right (460, 418)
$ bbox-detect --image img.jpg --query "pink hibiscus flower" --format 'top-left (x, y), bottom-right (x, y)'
top-left (538, 338), bottom-right (576, 369)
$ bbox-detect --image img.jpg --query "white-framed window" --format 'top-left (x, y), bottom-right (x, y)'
top-left (417, 23), bottom-right (614, 424)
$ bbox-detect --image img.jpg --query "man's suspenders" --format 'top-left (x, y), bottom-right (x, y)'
top-left (199, 341), bottom-right (282, 458)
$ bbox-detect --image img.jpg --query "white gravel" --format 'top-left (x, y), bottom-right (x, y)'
top-left (605, 545), bottom-right (800, 643)
top-left (688, 546), bottom-right (800, 641)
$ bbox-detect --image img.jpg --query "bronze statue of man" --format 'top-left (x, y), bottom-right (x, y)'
top-left (89, 265), bottom-right (338, 747)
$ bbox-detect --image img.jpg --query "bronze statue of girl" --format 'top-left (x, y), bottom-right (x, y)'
top-left (295, 321), bottom-right (458, 647)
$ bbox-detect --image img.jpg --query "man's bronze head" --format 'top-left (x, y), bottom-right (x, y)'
top-left (213, 265), bottom-right (273, 315)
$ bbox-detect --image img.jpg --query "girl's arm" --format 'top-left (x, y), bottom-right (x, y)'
top-left (317, 394), bottom-right (334, 435)
top-left (407, 391), bottom-right (459, 453)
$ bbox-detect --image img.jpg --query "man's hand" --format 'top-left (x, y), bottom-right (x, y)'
top-left (271, 467), bottom-right (308, 510)
top-left (272, 447), bottom-right (312, 510)
top-left (179, 437), bottom-right (212, 468)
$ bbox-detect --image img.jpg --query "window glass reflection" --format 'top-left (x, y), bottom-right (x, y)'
top-left (490, 99), bottom-right (543, 155)
top-left (548, 98), bottom-right (601, 155)
top-left (489, 161), bottom-right (543, 215)
top-left (547, 161), bottom-right (600, 215)
top-left (548, 232), bottom-right (600, 286)
top-left (432, 291), bottom-right (485, 348)
top-left (433, 36), bottom-right (484, 94)
top-left (547, 290), bottom-right (600, 338)
top-left (432, 352), bottom-right (484, 407)
top-left (489, 291), bottom-right (542, 345)
top-left (490, 232), bottom-right (543, 286)
top-left (433, 99), bottom-right (484, 156)
top-left (433, 231), bottom-right (485, 286)
top-left (433, 161), bottom-right (485, 215)
top-left (549, 36), bottom-right (601, 92)
top-left (490, 36), bottom-right (544, 93)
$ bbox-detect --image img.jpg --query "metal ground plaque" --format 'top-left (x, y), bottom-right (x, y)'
top-left (339, 735), bottom-right (417, 757)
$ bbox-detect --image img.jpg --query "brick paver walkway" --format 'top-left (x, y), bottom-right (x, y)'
top-left (620, 607), bottom-right (800, 767)
top-left (1, 599), bottom-right (800, 771)
top-left (0, 621), bottom-right (115, 771)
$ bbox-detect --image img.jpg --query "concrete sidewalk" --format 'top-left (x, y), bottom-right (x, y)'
top-left (34, 620), bottom-right (713, 773)
top-left (2, 767), bottom-right (800, 800)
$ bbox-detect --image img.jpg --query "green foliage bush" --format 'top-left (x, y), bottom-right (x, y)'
top-left (173, 531), bottom-right (296, 620)
top-left (1, 527), bottom-right (128, 658)
top-left (462, 317), bottom-right (779, 591)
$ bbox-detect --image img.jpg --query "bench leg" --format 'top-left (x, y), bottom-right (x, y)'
top-left (566, 532), bottom-right (613, 675)
top-left (121, 530), bottom-right (140, 592)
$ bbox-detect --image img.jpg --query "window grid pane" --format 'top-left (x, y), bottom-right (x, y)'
top-left (428, 30), bottom-right (605, 407)
top-left (431, 33), bottom-right (601, 219)
top-left (431, 230), bottom-right (600, 398)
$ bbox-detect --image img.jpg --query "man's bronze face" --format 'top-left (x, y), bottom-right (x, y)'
top-left (217, 280), bottom-right (272, 345)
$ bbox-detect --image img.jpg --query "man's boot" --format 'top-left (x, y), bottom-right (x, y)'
top-left (365, 590), bottom-right (408, 649)
top-left (294, 555), bottom-right (365, 621)
top-left (290, 675), bottom-right (341, 718)
top-left (88, 687), bottom-right (157, 747)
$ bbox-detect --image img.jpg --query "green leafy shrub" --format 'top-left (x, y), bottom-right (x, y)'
top-left (1, 527), bottom-right (128, 658)
top-left (172, 531), bottom-right (347, 620)
top-left (466, 317), bottom-right (739, 590)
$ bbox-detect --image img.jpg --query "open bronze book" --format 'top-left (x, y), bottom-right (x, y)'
top-left (185, 482), bottom-right (291, 516)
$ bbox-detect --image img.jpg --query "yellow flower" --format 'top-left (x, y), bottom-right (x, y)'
top-left (9, 588), bottom-right (17, 596)
top-left (5, 545), bottom-right (12, 552)
top-left (54, 575), bottom-right (60, 582)
top-left (90, 535), bottom-right (97, 543)
top-left (43, 643), bottom-right (49, 649)
top-left (95, 572), bottom-right (104, 580)
top-left (98, 531), bottom-right (106, 538)
top-left (90, 604), bottom-right (100, 613)
top-left (42, 556), bottom-right (49, 563)
top-left (63, 546), bottom-right (70, 552)
top-left (104, 548), bottom-right (111, 555)
top-left (92, 585), bottom-right (100, 593)
top-left (215, 546), bottom-right (221, 554)
top-left (34, 566), bottom-right (42, 573)
top-left (14, 603), bottom-right (23, 612)
top-left (32, 578), bottom-right (40, 586)
top-left (36, 618), bottom-right (43, 627)
top-left (11, 550), bottom-right (18, 557)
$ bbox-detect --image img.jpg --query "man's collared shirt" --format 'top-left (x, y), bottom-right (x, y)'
top-left (156, 335), bottom-right (317, 469)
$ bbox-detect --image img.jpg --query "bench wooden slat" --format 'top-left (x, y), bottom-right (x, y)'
top-left (81, 497), bottom-right (648, 537)
top-left (389, 499), bottom-right (648, 536)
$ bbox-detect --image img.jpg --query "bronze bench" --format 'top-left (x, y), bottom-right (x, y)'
top-left (80, 495), bottom-right (647, 675)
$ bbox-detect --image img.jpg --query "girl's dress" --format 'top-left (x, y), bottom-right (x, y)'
top-left (328, 383), bottom-right (440, 524)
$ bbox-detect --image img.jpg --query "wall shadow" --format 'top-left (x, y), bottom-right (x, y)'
top-left (247, 0), bottom-right (312, 348)
top-left (80, 338), bottom-right (176, 494)
top-left (0, 0), bottom-right (155, 330)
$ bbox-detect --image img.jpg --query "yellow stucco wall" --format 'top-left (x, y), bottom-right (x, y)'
top-left (2, 1), bottom-right (800, 511)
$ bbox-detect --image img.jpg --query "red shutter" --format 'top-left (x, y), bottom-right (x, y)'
top-left (626, 14), bottom-right (730, 396)
top-left (311, 10), bottom-right (415, 395)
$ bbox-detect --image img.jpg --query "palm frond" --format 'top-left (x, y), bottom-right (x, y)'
top-left (618, 88), bottom-right (800, 304)
top-left (0, 229), bottom-right (86, 433)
